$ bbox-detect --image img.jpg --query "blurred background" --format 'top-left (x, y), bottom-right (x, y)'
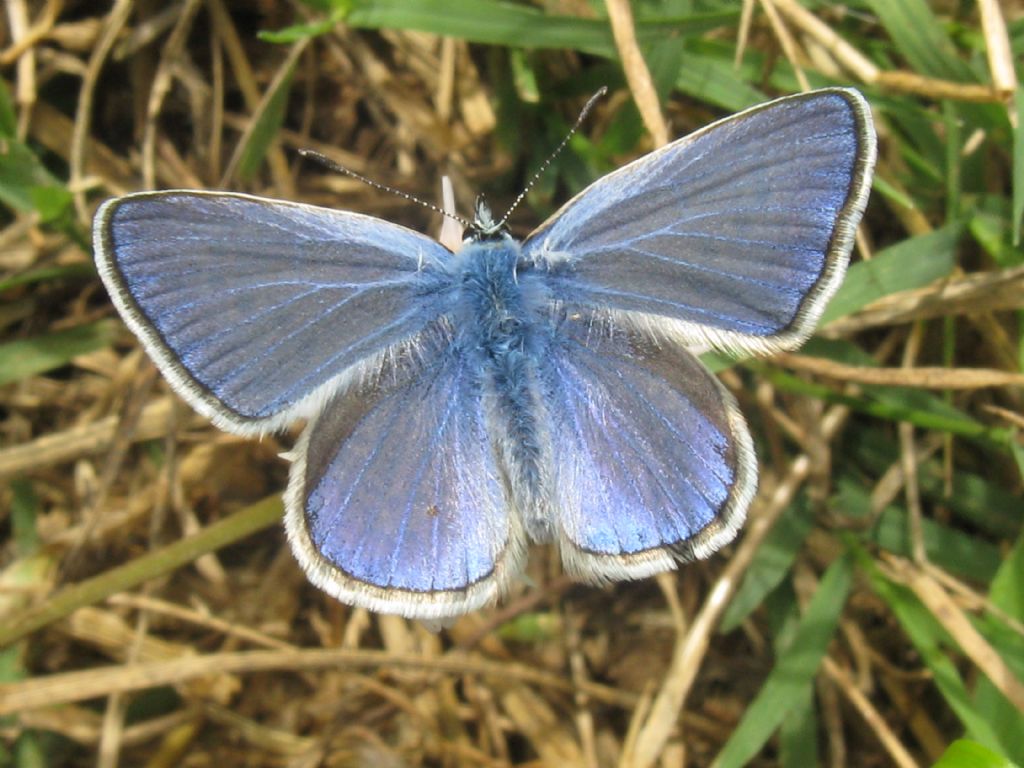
top-left (1, 1), bottom-right (1022, 766)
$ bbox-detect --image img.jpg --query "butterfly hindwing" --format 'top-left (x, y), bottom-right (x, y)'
top-left (522, 88), bottom-right (875, 354)
top-left (94, 191), bottom-right (450, 434)
top-left (284, 329), bottom-right (523, 619)
top-left (541, 313), bottom-right (756, 581)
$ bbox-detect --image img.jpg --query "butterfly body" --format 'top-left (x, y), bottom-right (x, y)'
top-left (94, 88), bottom-right (876, 619)
top-left (447, 229), bottom-right (555, 538)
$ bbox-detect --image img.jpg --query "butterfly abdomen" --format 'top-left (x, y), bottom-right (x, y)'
top-left (453, 237), bottom-right (554, 539)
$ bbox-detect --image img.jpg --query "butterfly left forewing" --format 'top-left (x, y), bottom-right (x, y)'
top-left (94, 191), bottom-right (451, 435)
top-left (539, 313), bottom-right (755, 581)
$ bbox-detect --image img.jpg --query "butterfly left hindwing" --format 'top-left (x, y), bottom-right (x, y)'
top-left (284, 327), bottom-right (525, 620)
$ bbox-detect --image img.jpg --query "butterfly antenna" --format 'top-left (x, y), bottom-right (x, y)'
top-left (495, 86), bottom-right (608, 230)
top-left (298, 149), bottom-right (471, 229)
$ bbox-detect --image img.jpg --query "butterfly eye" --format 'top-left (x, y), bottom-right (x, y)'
top-left (497, 316), bottom-right (522, 334)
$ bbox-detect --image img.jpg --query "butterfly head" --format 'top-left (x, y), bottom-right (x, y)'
top-left (469, 195), bottom-right (507, 241)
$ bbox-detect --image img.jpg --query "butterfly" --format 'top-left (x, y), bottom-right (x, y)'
top-left (93, 88), bottom-right (875, 620)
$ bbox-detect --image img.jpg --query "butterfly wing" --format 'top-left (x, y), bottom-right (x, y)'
top-left (284, 330), bottom-right (523, 619)
top-left (93, 191), bottom-right (450, 434)
top-left (522, 88), bottom-right (875, 354)
top-left (541, 313), bottom-right (755, 580)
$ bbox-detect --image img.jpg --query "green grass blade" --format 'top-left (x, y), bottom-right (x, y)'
top-left (332, 0), bottom-right (736, 57)
top-left (861, 0), bottom-right (975, 80)
top-left (0, 264), bottom-right (94, 294)
top-left (0, 78), bottom-right (16, 137)
top-left (0, 140), bottom-right (67, 216)
top-left (971, 533), bottom-right (1024, 764)
top-left (0, 80), bottom-right (71, 221)
top-left (833, 475), bottom-right (1004, 583)
top-left (857, 547), bottom-right (1009, 754)
top-left (932, 739), bottom-right (1020, 768)
top-left (783, 337), bottom-right (1015, 450)
top-left (9, 479), bottom-right (40, 557)
top-left (720, 498), bottom-right (814, 632)
top-left (937, 470), bottom-right (1022, 539)
top-left (233, 40), bottom-right (306, 182)
top-left (0, 321), bottom-right (119, 387)
top-left (778, 685), bottom-right (817, 768)
top-left (259, 5), bottom-right (349, 42)
top-left (711, 552), bottom-right (854, 768)
top-left (755, 364), bottom-right (1009, 448)
top-left (1013, 84), bottom-right (1024, 246)
top-left (0, 496), bottom-right (281, 649)
top-left (821, 223), bottom-right (962, 325)
top-left (989, 533), bottom-right (1024, 618)
top-left (872, 507), bottom-right (1002, 583)
top-left (674, 41), bottom-right (766, 110)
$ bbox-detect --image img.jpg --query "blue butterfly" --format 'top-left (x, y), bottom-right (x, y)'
top-left (93, 88), bottom-right (875, 620)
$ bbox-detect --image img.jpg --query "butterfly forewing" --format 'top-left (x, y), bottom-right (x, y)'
top-left (522, 89), bottom-right (875, 354)
top-left (94, 191), bottom-right (450, 434)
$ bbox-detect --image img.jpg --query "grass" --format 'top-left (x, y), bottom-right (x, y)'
top-left (1, 0), bottom-right (1022, 766)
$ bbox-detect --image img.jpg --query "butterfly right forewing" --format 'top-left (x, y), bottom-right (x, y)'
top-left (522, 89), bottom-right (876, 356)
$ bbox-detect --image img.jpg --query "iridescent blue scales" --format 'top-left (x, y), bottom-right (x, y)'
top-left (93, 89), bottom-right (875, 619)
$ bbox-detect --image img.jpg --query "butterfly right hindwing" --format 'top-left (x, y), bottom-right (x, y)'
top-left (538, 313), bottom-right (756, 582)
